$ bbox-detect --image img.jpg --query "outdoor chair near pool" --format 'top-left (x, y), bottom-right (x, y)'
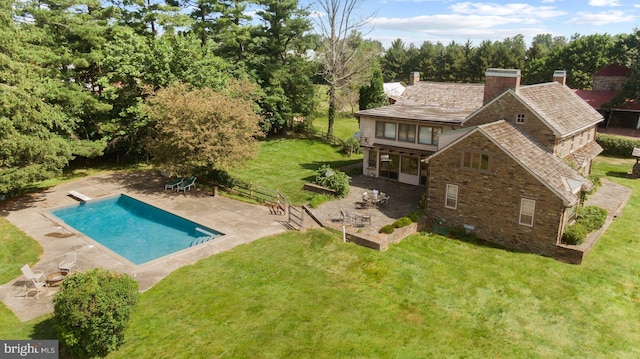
top-left (164, 177), bottom-right (184, 190)
top-left (177, 176), bottom-right (197, 192)
top-left (59, 253), bottom-right (77, 273)
top-left (21, 264), bottom-right (47, 299)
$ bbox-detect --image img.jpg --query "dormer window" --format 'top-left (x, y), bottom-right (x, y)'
top-left (515, 113), bottom-right (525, 124)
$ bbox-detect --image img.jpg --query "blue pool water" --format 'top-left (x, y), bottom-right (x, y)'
top-left (50, 195), bottom-right (222, 265)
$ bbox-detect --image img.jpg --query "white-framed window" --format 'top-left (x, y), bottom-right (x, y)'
top-left (418, 126), bottom-right (442, 145)
top-left (519, 198), bottom-right (536, 226)
top-left (445, 184), bottom-right (459, 209)
top-left (462, 151), bottom-right (490, 171)
top-left (398, 123), bottom-right (416, 143)
top-left (515, 113), bottom-right (525, 124)
top-left (375, 121), bottom-right (396, 140)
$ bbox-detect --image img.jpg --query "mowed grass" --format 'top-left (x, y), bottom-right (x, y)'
top-left (107, 156), bottom-right (640, 358)
top-left (1, 156), bottom-right (639, 358)
top-left (227, 116), bottom-right (362, 205)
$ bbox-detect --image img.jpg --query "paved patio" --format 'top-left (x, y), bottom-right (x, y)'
top-left (305, 175), bottom-right (424, 249)
top-left (0, 171), bottom-right (290, 322)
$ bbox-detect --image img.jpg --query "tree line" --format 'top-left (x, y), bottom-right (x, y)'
top-left (380, 32), bottom-right (640, 89)
top-left (1, 0), bottom-right (639, 196)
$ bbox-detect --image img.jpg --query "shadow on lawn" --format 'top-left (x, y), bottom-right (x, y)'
top-left (432, 225), bottom-right (530, 255)
top-left (605, 170), bottom-right (633, 178)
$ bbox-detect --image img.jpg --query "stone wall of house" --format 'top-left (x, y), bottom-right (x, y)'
top-left (426, 131), bottom-right (566, 256)
top-left (463, 93), bottom-right (557, 151)
top-left (593, 75), bottom-right (626, 92)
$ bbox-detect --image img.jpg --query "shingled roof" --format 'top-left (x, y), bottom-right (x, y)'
top-left (515, 82), bottom-right (604, 136)
top-left (479, 121), bottom-right (593, 205)
top-left (398, 82), bottom-right (484, 109)
top-left (432, 121), bottom-right (593, 206)
top-left (356, 81), bottom-right (484, 124)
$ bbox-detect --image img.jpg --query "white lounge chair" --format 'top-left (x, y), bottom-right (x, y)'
top-left (164, 177), bottom-right (184, 190)
top-left (21, 264), bottom-right (47, 299)
top-left (59, 253), bottom-right (77, 273)
top-left (177, 176), bottom-right (197, 192)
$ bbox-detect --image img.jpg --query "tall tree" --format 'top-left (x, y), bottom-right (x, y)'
top-left (381, 39), bottom-right (408, 82)
top-left (359, 67), bottom-right (387, 110)
top-left (252, 0), bottom-right (315, 133)
top-left (315, 0), bottom-right (375, 135)
top-left (144, 81), bottom-right (264, 175)
top-left (1, 1), bottom-right (104, 196)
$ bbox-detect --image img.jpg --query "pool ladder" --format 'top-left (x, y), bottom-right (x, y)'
top-left (190, 236), bottom-right (214, 247)
top-left (190, 227), bottom-right (216, 247)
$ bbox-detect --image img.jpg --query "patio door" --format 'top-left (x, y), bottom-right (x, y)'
top-left (379, 153), bottom-right (399, 180)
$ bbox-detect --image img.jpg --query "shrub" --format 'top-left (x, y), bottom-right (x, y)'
top-left (343, 138), bottom-right (363, 156)
top-left (54, 269), bottom-right (140, 358)
top-left (562, 205), bottom-right (607, 245)
top-left (577, 205), bottom-right (608, 232)
top-left (408, 211), bottom-right (422, 223)
top-left (563, 223), bottom-right (587, 245)
top-left (392, 217), bottom-right (413, 228)
top-left (379, 224), bottom-right (395, 234)
top-left (596, 133), bottom-right (640, 157)
top-left (314, 164), bottom-right (351, 198)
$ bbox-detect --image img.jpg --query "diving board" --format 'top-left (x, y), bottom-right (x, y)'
top-left (67, 191), bottom-right (91, 202)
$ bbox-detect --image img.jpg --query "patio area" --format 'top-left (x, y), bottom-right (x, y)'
top-left (304, 175), bottom-right (424, 250)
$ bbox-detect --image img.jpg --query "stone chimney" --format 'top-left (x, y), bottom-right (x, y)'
top-left (409, 71), bottom-right (420, 85)
top-left (553, 70), bottom-right (567, 85)
top-left (483, 68), bottom-right (521, 103)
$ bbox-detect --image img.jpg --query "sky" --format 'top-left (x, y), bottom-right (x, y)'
top-left (310, 0), bottom-right (640, 49)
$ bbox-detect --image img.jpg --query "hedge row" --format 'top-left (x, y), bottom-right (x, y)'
top-left (596, 133), bottom-right (640, 157)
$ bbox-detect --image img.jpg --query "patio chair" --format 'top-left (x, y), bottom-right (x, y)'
top-left (177, 176), bottom-right (197, 192)
top-left (340, 209), bottom-right (347, 223)
top-left (164, 177), bottom-right (184, 190)
top-left (59, 253), bottom-right (77, 273)
top-left (21, 264), bottom-right (47, 299)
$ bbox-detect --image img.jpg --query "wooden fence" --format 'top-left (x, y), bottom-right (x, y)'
top-left (288, 205), bottom-right (304, 230)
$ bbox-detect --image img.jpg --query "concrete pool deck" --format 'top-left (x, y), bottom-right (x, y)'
top-left (0, 171), bottom-right (290, 322)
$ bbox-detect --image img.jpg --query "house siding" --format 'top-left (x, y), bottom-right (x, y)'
top-left (463, 93), bottom-right (557, 151)
top-left (427, 131), bottom-right (566, 256)
top-left (359, 115), bottom-right (445, 152)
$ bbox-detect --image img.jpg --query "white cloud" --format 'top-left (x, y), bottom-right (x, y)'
top-left (567, 11), bottom-right (634, 25)
top-left (588, 0), bottom-right (621, 6)
top-left (449, 2), bottom-right (565, 17)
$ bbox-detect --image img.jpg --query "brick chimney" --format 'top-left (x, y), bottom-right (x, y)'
top-left (483, 68), bottom-right (521, 103)
top-left (553, 70), bottom-right (566, 85)
top-left (409, 71), bottom-right (420, 85)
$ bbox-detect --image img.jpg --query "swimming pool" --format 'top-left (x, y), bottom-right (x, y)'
top-left (50, 194), bottom-right (223, 265)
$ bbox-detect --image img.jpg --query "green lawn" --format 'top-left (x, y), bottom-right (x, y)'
top-left (115, 156), bottom-right (640, 358)
top-left (1, 156), bottom-right (639, 358)
top-left (227, 115), bottom-right (363, 205)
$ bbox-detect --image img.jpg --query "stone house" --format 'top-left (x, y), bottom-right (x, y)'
top-left (461, 69), bottom-right (604, 176)
top-left (356, 69), bottom-right (603, 185)
top-left (356, 68), bottom-right (605, 261)
top-left (426, 120), bottom-right (594, 260)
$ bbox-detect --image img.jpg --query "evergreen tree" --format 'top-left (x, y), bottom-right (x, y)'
top-left (0, 1), bottom-right (104, 196)
top-left (359, 68), bottom-right (387, 110)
